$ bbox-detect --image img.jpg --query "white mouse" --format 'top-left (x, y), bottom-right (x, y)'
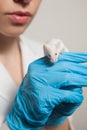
top-left (43, 38), bottom-right (68, 63)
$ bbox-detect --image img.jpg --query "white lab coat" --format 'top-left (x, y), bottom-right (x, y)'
top-left (0, 36), bottom-right (74, 130)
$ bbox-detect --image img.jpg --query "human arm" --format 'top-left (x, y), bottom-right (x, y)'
top-left (45, 119), bottom-right (71, 130)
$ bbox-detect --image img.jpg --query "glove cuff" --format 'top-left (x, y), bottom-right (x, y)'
top-left (45, 115), bottom-right (67, 127)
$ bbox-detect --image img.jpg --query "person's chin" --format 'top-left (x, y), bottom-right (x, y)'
top-left (1, 26), bottom-right (28, 37)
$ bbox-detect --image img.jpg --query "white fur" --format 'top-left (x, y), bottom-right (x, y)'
top-left (43, 38), bottom-right (68, 62)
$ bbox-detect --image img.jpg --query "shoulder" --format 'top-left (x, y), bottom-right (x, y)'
top-left (20, 35), bottom-right (44, 58)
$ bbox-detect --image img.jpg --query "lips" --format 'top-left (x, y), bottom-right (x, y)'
top-left (10, 11), bottom-right (33, 16)
top-left (6, 11), bottom-right (33, 24)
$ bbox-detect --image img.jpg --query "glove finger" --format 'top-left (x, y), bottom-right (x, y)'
top-left (47, 87), bottom-right (83, 116)
top-left (56, 101), bottom-right (82, 116)
top-left (65, 72), bottom-right (87, 87)
top-left (45, 86), bottom-right (84, 107)
top-left (58, 52), bottom-right (87, 63)
top-left (43, 62), bottom-right (87, 88)
top-left (57, 87), bottom-right (84, 116)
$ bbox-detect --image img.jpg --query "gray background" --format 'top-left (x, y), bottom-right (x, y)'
top-left (23, 0), bottom-right (87, 129)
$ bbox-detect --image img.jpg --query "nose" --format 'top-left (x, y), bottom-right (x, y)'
top-left (14, 0), bottom-right (31, 5)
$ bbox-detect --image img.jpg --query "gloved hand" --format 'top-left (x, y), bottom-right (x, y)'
top-left (6, 52), bottom-right (87, 129)
top-left (45, 52), bottom-right (87, 126)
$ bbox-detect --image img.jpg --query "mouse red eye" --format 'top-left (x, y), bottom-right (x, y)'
top-left (48, 54), bottom-right (51, 57)
top-left (55, 53), bottom-right (57, 55)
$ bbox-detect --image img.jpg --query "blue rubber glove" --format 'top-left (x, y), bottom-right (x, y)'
top-left (45, 52), bottom-right (87, 126)
top-left (6, 52), bottom-right (87, 129)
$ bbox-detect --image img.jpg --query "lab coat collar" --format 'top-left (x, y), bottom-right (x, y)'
top-left (19, 37), bottom-right (36, 76)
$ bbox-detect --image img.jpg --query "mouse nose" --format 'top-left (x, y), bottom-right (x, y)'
top-left (14, 0), bottom-right (31, 4)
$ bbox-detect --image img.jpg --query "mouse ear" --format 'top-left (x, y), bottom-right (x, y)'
top-left (43, 43), bottom-right (50, 56)
top-left (56, 40), bottom-right (63, 49)
top-left (43, 42), bottom-right (49, 50)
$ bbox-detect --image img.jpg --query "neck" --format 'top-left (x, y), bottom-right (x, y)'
top-left (0, 34), bottom-right (23, 86)
top-left (0, 34), bottom-right (19, 54)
